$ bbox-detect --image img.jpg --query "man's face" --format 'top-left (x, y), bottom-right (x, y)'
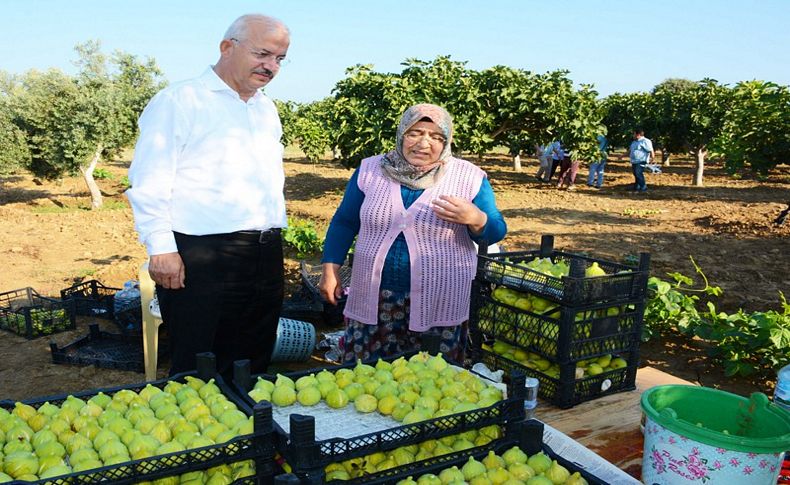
top-left (633, 132), bottom-right (642, 140)
top-left (220, 22), bottom-right (290, 98)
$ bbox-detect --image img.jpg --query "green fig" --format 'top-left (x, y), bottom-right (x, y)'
top-left (462, 457), bottom-right (487, 481)
top-left (544, 459), bottom-right (570, 484)
top-left (526, 452), bottom-right (552, 474)
top-left (270, 386), bottom-right (296, 407)
top-left (274, 374), bottom-right (296, 389)
top-left (526, 476), bottom-right (554, 485)
top-left (503, 446), bottom-right (528, 466)
top-left (198, 378), bottom-right (221, 399)
top-left (295, 374), bottom-right (318, 391)
top-left (564, 471), bottom-right (589, 485)
top-left (482, 450), bottom-right (505, 470)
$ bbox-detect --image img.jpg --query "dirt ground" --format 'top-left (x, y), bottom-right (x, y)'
top-left (1, 150), bottom-right (788, 402)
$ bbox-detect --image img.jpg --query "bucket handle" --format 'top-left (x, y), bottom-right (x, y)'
top-left (748, 392), bottom-right (770, 410)
top-left (659, 407), bottom-right (678, 420)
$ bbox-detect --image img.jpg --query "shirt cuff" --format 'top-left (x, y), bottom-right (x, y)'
top-left (145, 231), bottom-right (179, 256)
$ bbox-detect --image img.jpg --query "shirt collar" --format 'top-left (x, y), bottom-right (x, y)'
top-left (199, 66), bottom-right (264, 101)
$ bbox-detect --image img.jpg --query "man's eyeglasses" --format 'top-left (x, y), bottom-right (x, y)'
top-left (230, 38), bottom-right (290, 67)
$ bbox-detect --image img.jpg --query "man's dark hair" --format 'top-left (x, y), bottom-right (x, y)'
top-left (634, 128), bottom-right (645, 136)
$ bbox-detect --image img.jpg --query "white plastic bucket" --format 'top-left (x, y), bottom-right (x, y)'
top-left (271, 318), bottom-right (315, 363)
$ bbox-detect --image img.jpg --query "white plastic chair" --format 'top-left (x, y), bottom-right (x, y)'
top-left (139, 261), bottom-right (164, 381)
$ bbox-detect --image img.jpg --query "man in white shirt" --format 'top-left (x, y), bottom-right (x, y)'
top-left (127, 14), bottom-right (290, 379)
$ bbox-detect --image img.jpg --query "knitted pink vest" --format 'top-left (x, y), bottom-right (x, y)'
top-left (344, 155), bottom-right (485, 331)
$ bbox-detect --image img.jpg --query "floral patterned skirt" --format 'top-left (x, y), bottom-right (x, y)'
top-left (339, 289), bottom-right (468, 363)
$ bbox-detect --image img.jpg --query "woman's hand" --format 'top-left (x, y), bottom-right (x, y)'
top-left (319, 263), bottom-right (343, 305)
top-left (432, 195), bottom-right (487, 234)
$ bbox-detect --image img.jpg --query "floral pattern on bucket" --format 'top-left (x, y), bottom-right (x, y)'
top-left (642, 417), bottom-right (784, 484)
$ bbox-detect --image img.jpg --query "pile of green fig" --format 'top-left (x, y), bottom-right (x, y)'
top-left (0, 377), bottom-right (255, 483)
top-left (249, 352), bottom-right (505, 425)
top-left (395, 446), bottom-right (589, 485)
top-left (323, 425), bottom-right (503, 480)
top-left (487, 256), bottom-right (609, 282)
top-left (485, 340), bottom-right (627, 380)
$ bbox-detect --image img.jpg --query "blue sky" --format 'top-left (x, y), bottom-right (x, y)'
top-left (2, 0), bottom-right (788, 103)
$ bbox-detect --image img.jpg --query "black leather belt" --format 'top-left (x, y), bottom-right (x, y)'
top-left (227, 228), bottom-right (282, 243)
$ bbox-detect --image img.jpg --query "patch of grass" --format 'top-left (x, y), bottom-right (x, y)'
top-left (30, 199), bottom-right (127, 213)
top-left (622, 207), bottom-right (663, 217)
top-left (92, 168), bottom-right (113, 180)
top-left (100, 200), bottom-right (128, 210)
top-left (119, 176), bottom-right (131, 189)
top-left (77, 268), bottom-right (96, 278)
top-left (282, 217), bottom-right (324, 258)
top-left (30, 205), bottom-right (79, 214)
top-left (622, 254), bottom-right (641, 266)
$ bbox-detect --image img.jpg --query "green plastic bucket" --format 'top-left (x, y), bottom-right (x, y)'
top-left (641, 385), bottom-right (790, 484)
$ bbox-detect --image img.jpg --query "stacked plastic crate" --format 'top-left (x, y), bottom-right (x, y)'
top-left (469, 235), bottom-right (651, 409)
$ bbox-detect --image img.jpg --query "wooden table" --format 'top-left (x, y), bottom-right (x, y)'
top-left (536, 367), bottom-right (694, 481)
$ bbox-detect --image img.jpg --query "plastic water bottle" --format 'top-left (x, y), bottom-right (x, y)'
top-left (114, 280), bottom-right (141, 330)
top-left (524, 377), bottom-right (539, 419)
top-left (775, 363), bottom-right (790, 412)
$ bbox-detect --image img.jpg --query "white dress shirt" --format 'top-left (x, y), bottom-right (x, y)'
top-left (126, 67), bottom-right (287, 256)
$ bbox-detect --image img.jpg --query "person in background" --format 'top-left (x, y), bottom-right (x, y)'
top-left (556, 145), bottom-right (579, 190)
top-left (629, 128), bottom-right (655, 192)
top-left (319, 103), bottom-right (507, 363)
top-left (587, 134), bottom-right (609, 189)
top-left (536, 140), bottom-right (561, 182)
top-left (126, 14), bottom-right (290, 380)
top-left (546, 140), bottom-right (564, 182)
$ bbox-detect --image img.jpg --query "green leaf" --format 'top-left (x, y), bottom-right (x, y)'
top-left (768, 327), bottom-right (790, 349)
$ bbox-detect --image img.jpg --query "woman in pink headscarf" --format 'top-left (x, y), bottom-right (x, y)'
top-left (319, 103), bottom-right (506, 363)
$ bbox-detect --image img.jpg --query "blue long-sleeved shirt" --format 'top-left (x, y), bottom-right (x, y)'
top-left (629, 137), bottom-right (653, 164)
top-left (322, 168), bottom-right (506, 292)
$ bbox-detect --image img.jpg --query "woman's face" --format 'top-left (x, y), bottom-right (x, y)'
top-left (402, 121), bottom-right (447, 167)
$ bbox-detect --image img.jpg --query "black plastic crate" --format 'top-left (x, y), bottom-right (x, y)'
top-left (281, 290), bottom-right (326, 323)
top-left (299, 261), bottom-right (350, 327)
top-left (0, 353), bottom-right (276, 484)
top-left (60, 279), bottom-right (119, 319)
top-left (300, 261), bottom-right (352, 302)
top-left (471, 280), bottom-right (644, 363)
top-left (471, 346), bottom-right (638, 409)
top-left (274, 420), bottom-right (607, 485)
top-left (231, 350), bottom-right (527, 479)
top-left (0, 287), bottom-right (76, 339)
top-left (476, 235), bottom-right (650, 306)
top-left (49, 323), bottom-right (153, 372)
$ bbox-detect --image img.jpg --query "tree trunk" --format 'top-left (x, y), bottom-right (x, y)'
top-left (82, 145), bottom-right (104, 209)
top-left (661, 150), bottom-right (671, 166)
top-left (513, 154), bottom-right (522, 172)
top-left (693, 147), bottom-right (706, 187)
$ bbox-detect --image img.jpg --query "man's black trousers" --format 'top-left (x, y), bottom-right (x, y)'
top-left (157, 230), bottom-right (283, 381)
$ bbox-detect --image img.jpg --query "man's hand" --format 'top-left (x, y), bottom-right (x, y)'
top-left (432, 195), bottom-right (487, 234)
top-left (149, 252), bottom-right (185, 289)
top-left (319, 263), bottom-right (343, 305)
